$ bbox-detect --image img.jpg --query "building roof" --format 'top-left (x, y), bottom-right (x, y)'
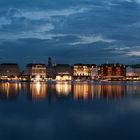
top-left (131, 64), bottom-right (140, 68)
top-left (55, 64), bottom-right (71, 67)
top-left (74, 63), bottom-right (97, 66)
top-left (100, 63), bottom-right (124, 67)
top-left (26, 63), bottom-right (46, 67)
top-left (1, 63), bottom-right (18, 66)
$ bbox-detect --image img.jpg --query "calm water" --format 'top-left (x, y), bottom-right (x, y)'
top-left (0, 81), bottom-right (140, 140)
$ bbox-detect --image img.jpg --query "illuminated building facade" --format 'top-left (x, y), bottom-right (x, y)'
top-left (24, 63), bottom-right (47, 81)
top-left (54, 64), bottom-right (72, 81)
top-left (132, 67), bottom-right (140, 76)
top-left (0, 63), bottom-right (20, 81)
top-left (126, 66), bottom-right (140, 80)
top-left (73, 64), bottom-right (97, 80)
top-left (99, 64), bottom-right (126, 80)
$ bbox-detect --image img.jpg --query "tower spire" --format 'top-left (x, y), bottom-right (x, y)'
top-left (48, 57), bottom-right (52, 67)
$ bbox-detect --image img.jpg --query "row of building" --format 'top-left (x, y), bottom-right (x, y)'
top-left (0, 58), bottom-right (140, 82)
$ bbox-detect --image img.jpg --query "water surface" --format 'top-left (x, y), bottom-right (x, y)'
top-left (0, 82), bottom-right (140, 140)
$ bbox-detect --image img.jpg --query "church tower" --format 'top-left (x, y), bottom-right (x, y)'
top-left (48, 57), bottom-right (52, 67)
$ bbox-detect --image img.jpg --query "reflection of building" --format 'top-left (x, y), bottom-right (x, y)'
top-left (100, 84), bottom-right (125, 99)
top-left (99, 64), bottom-right (126, 80)
top-left (74, 83), bottom-right (126, 100)
top-left (126, 84), bottom-right (140, 95)
top-left (54, 64), bottom-right (72, 81)
top-left (0, 63), bottom-right (20, 81)
top-left (74, 83), bottom-right (94, 100)
top-left (22, 83), bottom-right (47, 101)
top-left (73, 64), bottom-right (97, 80)
top-left (29, 83), bottom-right (47, 100)
top-left (24, 63), bottom-right (47, 81)
top-left (56, 83), bottom-right (71, 96)
top-left (21, 82), bottom-right (30, 96)
top-left (0, 83), bottom-right (19, 100)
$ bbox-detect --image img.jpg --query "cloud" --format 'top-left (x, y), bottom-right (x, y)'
top-left (69, 35), bottom-right (115, 45)
top-left (131, 0), bottom-right (140, 4)
top-left (127, 51), bottom-right (140, 56)
top-left (128, 22), bottom-right (140, 28)
top-left (0, 6), bottom-right (92, 40)
top-left (0, 32), bottom-right (69, 40)
top-left (120, 0), bottom-right (133, 2)
top-left (106, 45), bottom-right (131, 51)
top-left (12, 6), bottom-right (92, 20)
top-left (114, 47), bottom-right (130, 51)
top-left (0, 0), bottom-right (140, 65)
top-left (0, 17), bottom-right (11, 26)
top-left (121, 0), bottom-right (140, 4)
top-left (0, 23), bottom-right (55, 40)
top-left (37, 23), bottom-right (55, 32)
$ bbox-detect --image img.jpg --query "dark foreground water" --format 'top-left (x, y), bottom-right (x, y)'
top-left (0, 81), bottom-right (140, 140)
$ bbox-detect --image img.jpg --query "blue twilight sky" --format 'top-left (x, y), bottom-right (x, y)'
top-left (0, 0), bottom-right (140, 67)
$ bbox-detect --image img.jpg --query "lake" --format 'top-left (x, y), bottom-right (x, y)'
top-left (0, 81), bottom-right (140, 140)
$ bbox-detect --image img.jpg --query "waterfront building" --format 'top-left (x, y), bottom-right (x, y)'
top-left (99, 64), bottom-right (126, 80)
top-left (126, 66), bottom-right (134, 76)
top-left (133, 67), bottom-right (140, 76)
top-left (73, 64), bottom-right (97, 80)
top-left (54, 64), bottom-right (72, 81)
top-left (24, 63), bottom-right (47, 82)
top-left (126, 65), bottom-right (140, 80)
top-left (0, 63), bottom-right (20, 81)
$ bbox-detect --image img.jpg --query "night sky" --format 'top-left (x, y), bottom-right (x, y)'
top-left (0, 0), bottom-right (140, 68)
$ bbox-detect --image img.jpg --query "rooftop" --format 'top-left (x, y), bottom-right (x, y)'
top-left (1, 63), bottom-right (19, 66)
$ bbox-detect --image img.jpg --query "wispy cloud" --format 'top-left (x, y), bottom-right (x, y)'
top-left (106, 45), bottom-right (131, 51)
top-left (0, 32), bottom-right (69, 40)
top-left (127, 51), bottom-right (140, 56)
top-left (128, 22), bottom-right (140, 28)
top-left (12, 6), bottom-right (92, 20)
top-left (0, 17), bottom-right (11, 26)
top-left (69, 35), bottom-right (115, 46)
top-left (120, 0), bottom-right (140, 4)
top-left (0, 22), bottom-right (55, 40)
top-left (37, 23), bottom-right (55, 32)
top-left (130, 0), bottom-right (140, 4)
top-left (135, 0), bottom-right (140, 3)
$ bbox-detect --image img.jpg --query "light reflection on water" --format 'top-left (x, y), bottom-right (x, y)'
top-left (56, 82), bottom-right (71, 96)
top-left (0, 82), bottom-right (140, 140)
top-left (0, 83), bottom-right (20, 101)
top-left (0, 82), bottom-right (139, 101)
top-left (30, 82), bottom-right (47, 100)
